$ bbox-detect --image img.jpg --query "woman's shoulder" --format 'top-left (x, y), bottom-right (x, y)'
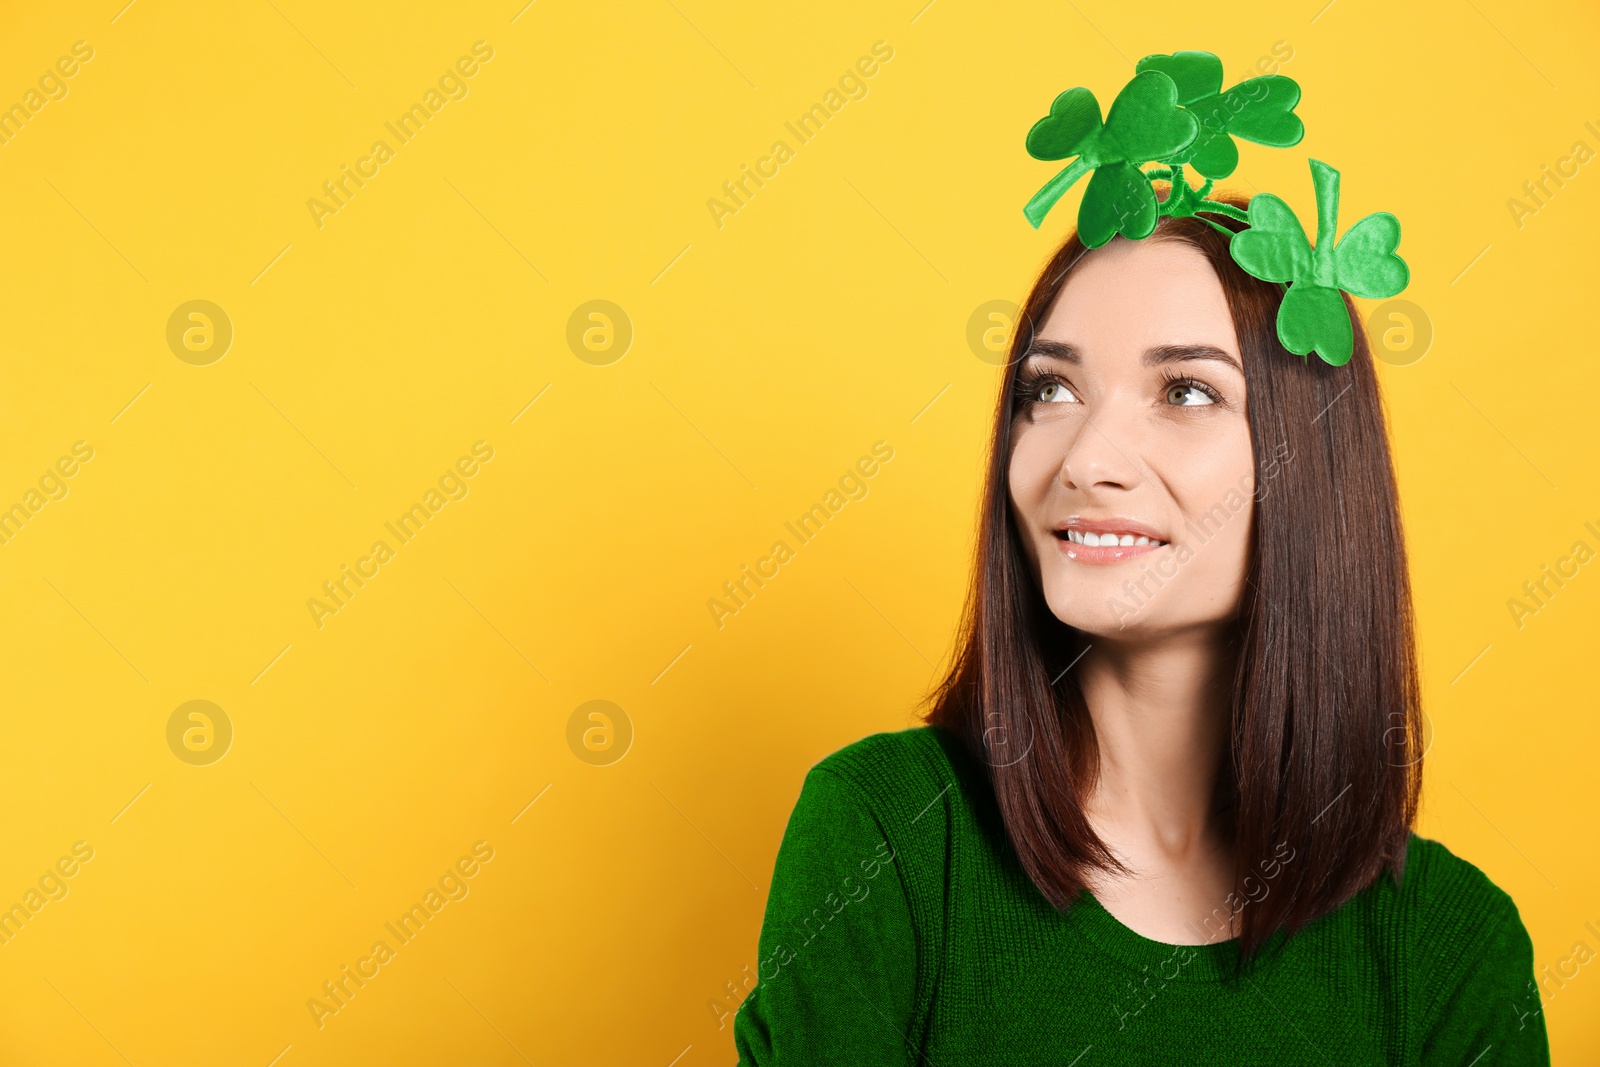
top-left (737, 725), bottom-right (971, 1062)
top-left (1355, 832), bottom-right (1538, 1008)
top-left (1391, 831), bottom-right (1525, 928)
top-left (1364, 833), bottom-right (1548, 1057)
top-left (804, 722), bottom-right (987, 825)
top-left (811, 721), bottom-right (956, 781)
top-left (1337, 831), bottom-right (1530, 961)
top-left (782, 722), bottom-right (997, 866)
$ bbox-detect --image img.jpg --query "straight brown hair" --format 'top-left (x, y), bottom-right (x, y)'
top-left (919, 187), bottom-right (1423, 969)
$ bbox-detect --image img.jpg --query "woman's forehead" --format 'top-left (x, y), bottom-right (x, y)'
top-left (1038, 238), bottom-right (1238, 353)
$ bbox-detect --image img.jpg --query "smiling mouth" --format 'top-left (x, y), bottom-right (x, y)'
top-left (1051, 525), bottom-right (1170, 566)
top-left (1056, 529), bottom-right (1168, 548)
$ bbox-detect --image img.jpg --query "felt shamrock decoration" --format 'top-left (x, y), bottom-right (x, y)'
top-left (1134, 50), bottom-right (1305, 179)
top-left (1143, 162), bottom-right (1249, 232)
top-left (1023, 57), bottom-right (1301, 248)
top-left (1020, 51), bottom-right (1411, 371)
top-left (1229, 158), bottom-right (1409, 366)
top-left (1022, 69), bottom-right (1198, 247)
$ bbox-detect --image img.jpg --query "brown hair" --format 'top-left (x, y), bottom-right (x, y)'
top-left (919, 188), bottom-right (1423, 969)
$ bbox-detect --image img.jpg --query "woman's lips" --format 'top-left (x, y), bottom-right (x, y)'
top-left (1053, 530), bottom-right (1168, 566)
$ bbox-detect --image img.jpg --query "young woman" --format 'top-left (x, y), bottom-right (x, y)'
top-left (732, 193), bottom-right (1551, 1064)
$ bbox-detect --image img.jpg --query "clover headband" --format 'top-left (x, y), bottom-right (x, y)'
top-left (1021, 49), bottom-right (1409, 367)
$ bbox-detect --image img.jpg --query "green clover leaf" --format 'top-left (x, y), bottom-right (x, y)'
top-left (1135, 50), bottom-right (1304, 179)
top-left (1132, 50), bottom-right (1224, 105)
top-left (1231, 158), bottom-right (1409, 366)
top-left (1333, 212), bottom-right (1409, 299)
top-left (1226, 190), bottom-right (1312, 283)
top-left (1023, 69), bottom-right (1198, 244)
top-left (1024, 86), bottom-right (1101, 161)
top-left (1277, 286), bottom-right (1353, 367)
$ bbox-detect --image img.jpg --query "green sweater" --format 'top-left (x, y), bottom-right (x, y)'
top-left (732, 724), bottom-right (1550, 1065)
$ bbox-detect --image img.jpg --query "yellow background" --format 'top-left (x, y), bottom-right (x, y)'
top-left (0, 0), bottom-right (1595, 1063)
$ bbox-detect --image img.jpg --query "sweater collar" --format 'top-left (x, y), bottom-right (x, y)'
top-left (1068, 888), bottom-right (1272, 982)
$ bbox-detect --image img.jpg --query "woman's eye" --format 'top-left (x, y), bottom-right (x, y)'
top-left (1164, 380), bottom-right (1216, 406)
top-left (1037, 380), bottom-right (1077, 404)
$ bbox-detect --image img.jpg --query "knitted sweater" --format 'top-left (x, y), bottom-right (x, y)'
top-left (731, 724), bottom-right (1550, 1065)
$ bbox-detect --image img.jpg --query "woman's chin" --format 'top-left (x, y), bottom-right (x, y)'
top-left (1045, 598), bottom-right (1158, 638)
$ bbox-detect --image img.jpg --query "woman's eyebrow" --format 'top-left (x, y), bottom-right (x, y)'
top-left (1018, 340), bottom-right (1080, 365)
top-left (1020, 340), bottom-right (1243, 376)
top-left (1143, 343), bottom-right (1243, 375)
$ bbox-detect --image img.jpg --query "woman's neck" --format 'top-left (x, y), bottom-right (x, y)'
top-left (1076, 626), bottom-right (1236, 862)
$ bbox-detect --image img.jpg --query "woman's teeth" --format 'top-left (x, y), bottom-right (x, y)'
top-left (1063, 530), bottom-right (1166, 547)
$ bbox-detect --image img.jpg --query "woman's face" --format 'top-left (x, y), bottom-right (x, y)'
top-left (1007, 235), bottom-right (1258, 640)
